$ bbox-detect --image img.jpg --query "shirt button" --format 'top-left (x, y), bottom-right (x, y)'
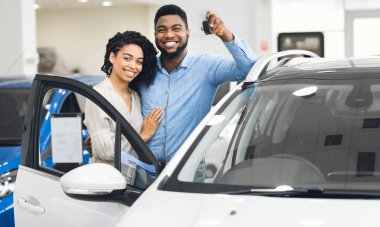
top-left (233, 39), bottom-right (239, 45)
top-left (165, 91), bottom-right (168, 95)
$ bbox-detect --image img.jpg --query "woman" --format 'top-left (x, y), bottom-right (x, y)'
top-left (84, 31), bottom-right (162, 185)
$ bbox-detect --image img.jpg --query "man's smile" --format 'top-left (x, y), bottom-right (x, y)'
top-left (164, 41), bottom-right (178, 48)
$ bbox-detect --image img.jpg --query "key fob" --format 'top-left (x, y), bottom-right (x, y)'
top-left (202, 20), bottom-right (212, 35)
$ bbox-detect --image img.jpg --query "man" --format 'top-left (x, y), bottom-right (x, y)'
top-left (140, 4), bottom-right (256, 164)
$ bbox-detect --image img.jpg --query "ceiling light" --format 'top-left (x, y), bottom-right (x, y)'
top-left (34, 4), bottom-right (40, 9)
top-left (78, 0), bottom-right (88, 3)
top-left (102, 1), bottom-right (113, 6)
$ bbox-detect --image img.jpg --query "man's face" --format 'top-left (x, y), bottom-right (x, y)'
top-left (155, 15), bottom-right (189, 60)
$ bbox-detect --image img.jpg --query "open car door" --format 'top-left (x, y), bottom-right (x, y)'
top-left (14, 74), bottom-right (161, 227)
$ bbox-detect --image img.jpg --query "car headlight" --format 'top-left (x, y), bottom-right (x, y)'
top-left (0, 169), bottom-right (18, 199)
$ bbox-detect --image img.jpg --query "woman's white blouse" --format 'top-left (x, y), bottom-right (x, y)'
top-left (84, 77), bottom-right (143, 172)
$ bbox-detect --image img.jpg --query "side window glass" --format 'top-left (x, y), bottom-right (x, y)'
top-left (177, 107), bottom-right (246, 184)
top-left (118, 132), bottom-right (154, 189)
top-left (202, 106), bottom-right (246, 183)
top-left (0, 88), bottom-right (29, 140)
top-left (177, 89), bottom-right (252, 183)
top-left (38, 88), bottom-right (90, 173)
top-left (60, 92), bottom-right (81, 113)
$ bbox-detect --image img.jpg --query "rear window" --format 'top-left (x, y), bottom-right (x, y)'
top-left (0, 88), bottom-right (30, 143)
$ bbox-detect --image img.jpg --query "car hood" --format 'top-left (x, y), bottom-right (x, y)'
top-left (117, 189), bottom-right (380, 227)
top-left (0, 146), bottom-right (21, 173)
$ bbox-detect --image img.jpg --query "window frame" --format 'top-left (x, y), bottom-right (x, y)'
top-left (21, 74), bottom-right (159, 178)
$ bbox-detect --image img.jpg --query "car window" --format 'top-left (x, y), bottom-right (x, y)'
top-left (38, 88), bottom-right (87, 173)
top-left (176, 87), bottom-right (254, 183)
top-left (0, 88), bottom-right (29, 142)
top-left (37, 86), bottom-right (155, 190)
top-left (169, 78), bottom-right (380, 194)
top-left (74, 92), bottom-right (87, 112)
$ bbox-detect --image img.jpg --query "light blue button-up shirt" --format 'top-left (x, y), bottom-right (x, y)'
top-left (140, 37), bottom-right (256, 162)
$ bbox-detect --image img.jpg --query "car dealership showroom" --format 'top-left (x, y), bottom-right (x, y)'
top-left (2, 0), bottom-right (380, 226)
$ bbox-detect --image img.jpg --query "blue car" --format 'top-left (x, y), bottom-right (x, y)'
top-left (0, 75), bottom-right (104, 227)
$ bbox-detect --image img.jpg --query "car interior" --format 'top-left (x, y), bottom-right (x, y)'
top-left (210, 81), bottom-right (380, 189)
top-left (0, 90), bottom-right (28, 141)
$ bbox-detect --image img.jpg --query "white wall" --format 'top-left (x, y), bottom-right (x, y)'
top-left (9, 0), bottom-right (380, 76)
top-left (161, 0), bottom-right (270, 57)
top-left (271, 0), bottom-right (380, 58)
top-left (36, 5), bottom-right (151, 75)
top-left (36, 1), bottom-right (266, 75)
top-left (272, 0), bottom-right (345, 58)
top-left (0, 0), bottom-right (37, 77)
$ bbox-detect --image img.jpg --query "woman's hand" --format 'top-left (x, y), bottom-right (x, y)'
top-left (140, 107), bottom-right (163, 142)
top-left (84, 136), bottom-right (92, 154)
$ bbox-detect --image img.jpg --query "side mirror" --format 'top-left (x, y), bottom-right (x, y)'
top-left (60, 163), bottom-right (126, 195)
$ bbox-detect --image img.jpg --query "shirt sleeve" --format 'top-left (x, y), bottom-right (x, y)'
top-left (208, 35), bottom-right (257, 86)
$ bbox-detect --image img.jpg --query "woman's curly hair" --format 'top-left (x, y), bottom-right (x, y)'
top-left (101, 31), bottom-right (157, 92)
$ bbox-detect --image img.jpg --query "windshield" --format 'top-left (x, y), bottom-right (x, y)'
top-left (167, 78), bottom-right (380, 195)
top-left (0, 88), bottom-right (30, 144)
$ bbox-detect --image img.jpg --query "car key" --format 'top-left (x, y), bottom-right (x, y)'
top-left (202, 20), bottom-right (212, 35)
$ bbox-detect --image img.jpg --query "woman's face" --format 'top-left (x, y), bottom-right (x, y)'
top-left (109, 44), bottom-right (144, 83)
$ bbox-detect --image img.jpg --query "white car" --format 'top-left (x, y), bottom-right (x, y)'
top-left (15, 50), bottom-right (380, 226)
top-left (116, 51), bottom-right (380, 226)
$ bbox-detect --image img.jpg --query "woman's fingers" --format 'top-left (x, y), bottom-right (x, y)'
top-left (147, 107), bottom-right (163, 124)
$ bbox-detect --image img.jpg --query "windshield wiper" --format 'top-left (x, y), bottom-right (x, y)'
top-left (226, 187), bottom-right (323, 196)
top-left (225, 186), bottom-right (380, 198)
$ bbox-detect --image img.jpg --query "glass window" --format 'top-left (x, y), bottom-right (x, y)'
top-left (38, 88), bottom-right (90, 173)
top-left (0, 88), bottom-right (30, 141)
top-left (172, 78), bottom-right (380, 194)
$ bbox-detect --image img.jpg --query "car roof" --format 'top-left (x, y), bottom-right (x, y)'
top-left (0, 76), bottom-right (29, 82)
top-left (69, 74), bottom-right (105, 86)
top-left (0, 74), bottom-right (105, 88)
top-left (0, 76), bottom-right (33, 88)
top-left (262, 56), bottom-right (380, 81)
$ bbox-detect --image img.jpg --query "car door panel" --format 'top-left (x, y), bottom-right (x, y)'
top-left (15, 166), bottom-right (128, 227)
top-left (14, 75), bottom-right (159, 226)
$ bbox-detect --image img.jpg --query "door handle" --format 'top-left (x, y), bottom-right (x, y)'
top-left (17, 198), bottom-right (45, 214)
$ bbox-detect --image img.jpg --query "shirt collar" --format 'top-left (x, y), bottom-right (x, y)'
top-left (103, 76), bottom-right (133, 93)
top-left (103, 77), bottom-right (113, 88)
top-left (157, 52), bottom-right (192, 72)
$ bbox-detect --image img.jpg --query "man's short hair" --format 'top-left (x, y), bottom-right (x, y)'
top-left (154, 4), bottom-right (188, 30)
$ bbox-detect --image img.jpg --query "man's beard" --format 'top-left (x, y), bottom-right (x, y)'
top-left (157, 38), bottom-right (188, 60)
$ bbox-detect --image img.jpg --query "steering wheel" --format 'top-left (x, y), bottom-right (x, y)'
top-left (216, 153), bottom-right (326, 186)
top-left (268, 153), bottom-right (326, 182)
